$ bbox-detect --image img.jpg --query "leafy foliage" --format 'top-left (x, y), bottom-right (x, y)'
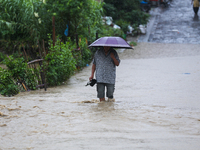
top-left (5, 56), bottom-right (28, 80)
top-left (103, 0), bottom-right (150, 28)
top-left (73, 37), bottom-right (93, 68)
top-left (0, 0), bottom-right (104, 55)
top-left (115, 19), bottom-right (130, 34)
top-left (45, 36), bottom-right (76, 86)
top-left (4, 56), bottom-right (39, 90)
top-left (0, 67), bottom-right (19, 96)
top-left (44, 0), bottom-right (104, 43)
top-left (80, 40), bottom-right (92, 66)
top-left (129, 41), bottom-right (137, 46)
top-left (0, 0), bottom-right (151, 97)
top-left (0, 52), bottom-right (6, 63)
top-left (0, 0), bottom-right (44, 43)
top-left (98, 25), bottom-right (124, 38)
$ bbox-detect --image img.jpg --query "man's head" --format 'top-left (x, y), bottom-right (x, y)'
top-left (103, 46), bottom-right (110, 52)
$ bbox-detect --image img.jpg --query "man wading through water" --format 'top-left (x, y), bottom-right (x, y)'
top-left (89, 46), bottom-right (120, 102)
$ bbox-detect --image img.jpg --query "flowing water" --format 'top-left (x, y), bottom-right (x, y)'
top-left (1, 43), bottom-right (200, 150)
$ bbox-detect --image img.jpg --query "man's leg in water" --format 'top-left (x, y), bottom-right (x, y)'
top-left (106, 83), bottom-right (115, 102)
top-left (97, 83), bottom-right (105, 102)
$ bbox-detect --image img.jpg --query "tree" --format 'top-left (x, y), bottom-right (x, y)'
top-left (44, 0), bottom-right (103, 42)
top-left (0, 0), bottom-right (104, 54)
top-left (0, 0), bottom-right (51, 54)
top-left (0, 0), bottom-right (47, 42)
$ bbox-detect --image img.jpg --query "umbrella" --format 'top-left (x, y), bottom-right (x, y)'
top-left (88, 36), bottom-right (133, 49)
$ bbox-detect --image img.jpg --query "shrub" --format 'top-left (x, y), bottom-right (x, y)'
top-left (45, 37), bottom-right (76, 86)
top-left (129, 41), bottom-right (137, 46)
top-left (5, 56), bottom-right (27, 80)
top-left (0, 52), bottom-right (5, 63)
top-left (74, 37), bottom-right (93, 68)
top-left (4, 56), bottom-right (39, 91)
top-left (0, 67), bottom-right (19, 96)
top-left (98, 25), bottom-right (124, 38)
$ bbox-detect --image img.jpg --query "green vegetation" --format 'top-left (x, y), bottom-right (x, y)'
top-left (99, 25), bottom-right (124, 38)
top-left (0, 0), bottom-right (150, 96)
top-left (129, 41), bottom-right (137, 46)
top-left (0, 0), bottom-right (103, 53)
top-left (45, 36), bottom-right (76, 86)
top-left (3, 56), bottom-right (40, 91)
top-left (0, 52), bottom-right (6, 63)
top-left (103, 0), bottom-right (150, 33)
top-left (0, 67), bottom-right (19, 96)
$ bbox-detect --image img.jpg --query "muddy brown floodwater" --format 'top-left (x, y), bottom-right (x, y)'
top-left (1, 43), bottom-right (200, 150)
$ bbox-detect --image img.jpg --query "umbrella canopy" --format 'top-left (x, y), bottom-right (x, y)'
top-left (88, 36), bottom-right (133, 49)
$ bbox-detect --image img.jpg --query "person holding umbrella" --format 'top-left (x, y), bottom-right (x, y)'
top-left (89, 46), bottom-right (120, 102)
top-left (88, 37), bottom-right (132, 102)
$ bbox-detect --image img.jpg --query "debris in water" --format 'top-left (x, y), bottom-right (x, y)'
top-left (0, 124), bottom-right (7, 127)
top-left (81, 99), bottom-right (99, 103)
top-left (0, 104), bottom-right (6, 109)
top-left (39, 99), bottom-right (45, 102)
top-left (33, 106), bottom-right (40, 108)
top-left (0, 111), bottom-right (7, 116)
top-left (7, 107), bottom-right (20, 111)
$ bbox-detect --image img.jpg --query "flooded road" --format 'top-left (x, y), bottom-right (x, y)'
top-left (139, 0), bottom-right (200, 44)
top-left (1, 0), bottom-right (200, 148)
top-left (1, 43), bottom-right (200, 150)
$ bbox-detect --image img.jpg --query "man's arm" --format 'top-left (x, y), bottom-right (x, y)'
top-left (110, 53), bottom-right (120, 66)
top-left (89, 64), bottom-right (96, 80)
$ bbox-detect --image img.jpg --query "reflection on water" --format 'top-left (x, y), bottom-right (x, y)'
top-left (1, 43), bottom-right (200, 149)
top-left (193, 14), bottom-right (199, 21)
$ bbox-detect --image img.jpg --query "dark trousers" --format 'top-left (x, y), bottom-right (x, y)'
top-left (193, 7), bottom-right (199, 14)
top-left (96, 83), bottom-right (115, 99)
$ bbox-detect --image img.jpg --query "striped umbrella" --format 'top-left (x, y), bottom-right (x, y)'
top-left (88, 36), bottom-right (133, 49)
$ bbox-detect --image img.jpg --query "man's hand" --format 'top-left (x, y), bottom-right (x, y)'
top-left (110, 53), bottom-right (115, 59)
top-left (89, 75), bottom-right (93, 81)
top-left (110, 52), bottom-right (119, 66)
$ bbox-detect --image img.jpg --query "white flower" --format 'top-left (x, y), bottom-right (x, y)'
top-left (34, 12), bottom-right (39, 18)
top-left (38, 18), bottom-right (41, 24)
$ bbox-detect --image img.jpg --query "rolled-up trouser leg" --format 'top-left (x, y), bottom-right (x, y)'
top-left (106, 83), bottom-right (115, 99)
top-left (97, 83), bottom-right (105, 98)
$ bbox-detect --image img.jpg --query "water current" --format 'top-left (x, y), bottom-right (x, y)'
top-left (0, 43), bottom-right (200, 150)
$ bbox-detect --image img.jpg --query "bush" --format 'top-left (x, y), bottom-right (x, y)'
top-left (5, 56), bottom-right (27, 80)
top-left (25, 67), bottom-right (40, 90)
top-left (103, 0), bottom-right (150, 26)
top-left (0, 52), bottom-right (6, 63)
top-left (129, 41), bottom-right (137, 46)
top-left (115, 19), bottom-right (130, 34)
top-left (4, 56), bottom-right (39, 91)
top-left (98, 25), bottom-right (124, 38)
top-left (73, 37), bottom-right (93, 68)
top-left (45, 37), bottom-right (76, 86)
top-left (0, 67), bottom-right (19, 96)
